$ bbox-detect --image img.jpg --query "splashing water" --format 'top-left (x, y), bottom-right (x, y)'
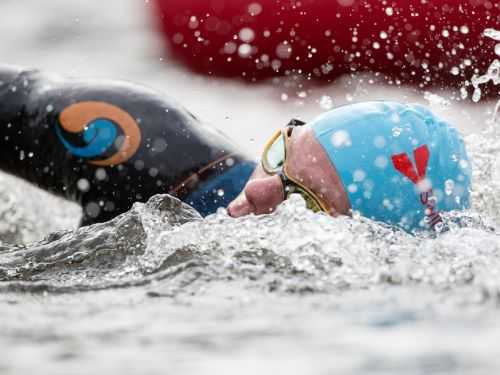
top-left (484, 28), bottom-right (500, 42)
top-left (466, 29), bottom-right (500, 225)
top-left (2, 9), bottom-right (500, 373)
top-left (471, 29), bottom-right (500, 112)
top-left (4, 110), bottom-right (500, 372)
top-left (2, 129), bottom-right (500, 372)
top-left (3, 69), bottom-right (500, 373)
top-left (0, 149), bottom-right (499, 299)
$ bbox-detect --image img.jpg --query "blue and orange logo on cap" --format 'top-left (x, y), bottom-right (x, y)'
top-left (55, 101), bottom-right (141, 166)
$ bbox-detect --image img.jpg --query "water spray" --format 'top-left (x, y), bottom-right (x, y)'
top-left (471, 28), bottom-right (500, 123)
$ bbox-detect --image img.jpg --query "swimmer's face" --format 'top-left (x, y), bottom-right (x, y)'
top-left (227, 126), bottom-right (351, 217)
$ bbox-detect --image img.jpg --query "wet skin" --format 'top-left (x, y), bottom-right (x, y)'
top-left (227, 126), bottom-right (351, 217)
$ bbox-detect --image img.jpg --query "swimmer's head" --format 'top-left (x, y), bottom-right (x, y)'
top-left (228, 101), bottom-right (472, 231)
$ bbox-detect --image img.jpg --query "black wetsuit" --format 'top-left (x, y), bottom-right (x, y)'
top-left (0, 65), bottom-right (255, 225)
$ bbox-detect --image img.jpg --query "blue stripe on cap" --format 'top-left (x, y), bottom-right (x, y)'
top-left (311, 101), bottom-right (471, 231)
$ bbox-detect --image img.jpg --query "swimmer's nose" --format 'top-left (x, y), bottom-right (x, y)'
top-left (228, 175), bottom-right (284, 217)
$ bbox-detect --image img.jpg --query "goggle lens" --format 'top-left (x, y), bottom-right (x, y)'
top-left (261, 121), bottom-right (328, 214)
top-left (263, 133), bottom-right (285, 173)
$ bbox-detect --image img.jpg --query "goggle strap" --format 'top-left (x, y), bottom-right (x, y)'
top-left (277, 170), bottom-right (290, 200)
top-left (286, 118), bottom-right (306, 127)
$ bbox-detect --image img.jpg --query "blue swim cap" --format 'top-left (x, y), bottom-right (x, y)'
top-left (311, 101), bottom-right (472, 231)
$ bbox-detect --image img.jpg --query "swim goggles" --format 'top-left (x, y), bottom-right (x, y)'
top-left (261, 119), bottom-right (329, 213)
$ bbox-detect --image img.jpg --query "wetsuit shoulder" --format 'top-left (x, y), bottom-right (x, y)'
top-left (0, 65), bottom-right (253, 224)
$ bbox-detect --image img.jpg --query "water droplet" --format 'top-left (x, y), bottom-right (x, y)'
top-left (271, 59), bottom-right (282, 71)
top-left (382, 198), bottom-right (394, 210)
top-left (495, 44), bottom-right (500, 57)
top-left (445, 179), bottom-right (455, 195)
top-left (172, 33), bottom-right (183, 45)
top-left (373, 136), bottom-right (386, 148)
top-left (379, 31), bottom-right (388, 39)
top-left (351, 210), bottom-right (362, 220)
top-left (77, 178), bottom-right (90, 192)
top-left (149, 167), bottom-right (159, 177)
top-left (238, 44), bottom-right (253, 58)
top-left (239, 28), bottom-right (255, 43)
top-left (348, 184), bottom-right (358, 193)
top-left (152, 138), bottom-right (168, 153)
top-left (276, 42), bottom-right (293, 59)
top-left (353, 169), bottom-right (366, 182)
top-left (392, 127), bottom-right (402, 137)
top-left (331, 130), bottom-right (352, 148)
top-left (85, 202), bottom-right (101, 218)
top-left (375, 156), bottom-right (388, 169)
top-left (484, 28), bottom-right (500, 41)
top-left (319, 95), bottom-right (333, 110)
top-left (424, 92), bottom-right (450, 107)
top-left (460, 87), bottom-right (468, 99)
top-left (385, 7), bottom-right (393, 16)
top-left (472, 87), bottom-right (481, 103)
top-left (223, 42), bottom-right (237, 54)
top-left (188, 16), bottom-right (199, 29)
top-left (248, 2), bottom-right (263, 16)
top-left (95, 168), bottom-right (107, 180)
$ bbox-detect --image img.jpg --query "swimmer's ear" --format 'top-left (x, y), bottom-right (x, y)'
top-left (287, 118), bottom-right (306, 127)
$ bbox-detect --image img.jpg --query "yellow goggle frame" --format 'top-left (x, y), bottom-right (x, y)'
top-left (261, 127), bottom-right (329, 213)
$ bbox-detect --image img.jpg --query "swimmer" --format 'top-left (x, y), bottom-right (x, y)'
top-left (228, 102), bottom-right (472, 231)
top-left (0, 65), bottom-right (472, 232)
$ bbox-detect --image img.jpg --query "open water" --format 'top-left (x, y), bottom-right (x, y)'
top-left (1, 1), bottom-right (500, 374)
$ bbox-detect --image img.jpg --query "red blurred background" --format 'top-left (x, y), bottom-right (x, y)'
top-left (154, 0), bottom-right (499, 94)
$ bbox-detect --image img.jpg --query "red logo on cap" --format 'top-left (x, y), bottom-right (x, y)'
top-left (391, 145), bottom-right (429, 184)
top-left (391, 145), bottom-right (443, 230)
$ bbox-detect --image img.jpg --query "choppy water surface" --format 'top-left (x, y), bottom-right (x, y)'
top-left (2, 121), bottom-right (500, 374)
top-left (2, 0), bottom-right (500, 373)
